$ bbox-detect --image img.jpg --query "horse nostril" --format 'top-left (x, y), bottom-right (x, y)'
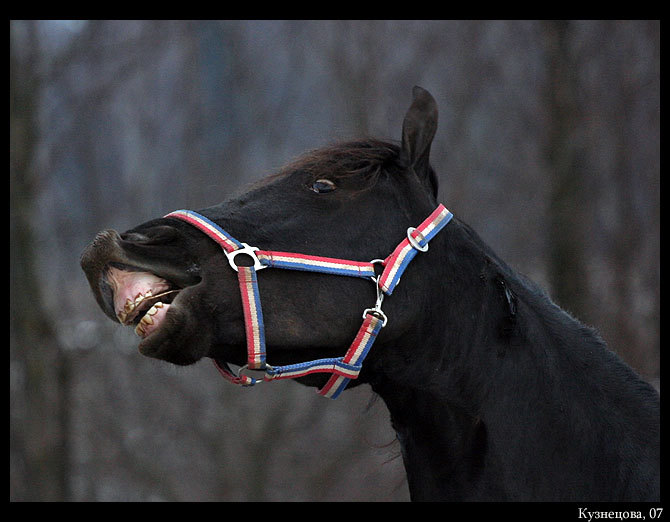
top-left (80, 229), bottom-right (123, 273)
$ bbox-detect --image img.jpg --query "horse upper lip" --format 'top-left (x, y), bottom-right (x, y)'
top-left (81, 229), bottom-right (129, 321)
top-left (80, 227), bottom-right (199, 323)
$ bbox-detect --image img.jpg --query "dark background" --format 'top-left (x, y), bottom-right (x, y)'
top-left (10, 20), bottom-right (659, 501)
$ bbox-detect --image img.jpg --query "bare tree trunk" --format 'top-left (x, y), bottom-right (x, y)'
top-left (10, 20), bottom-right (70, 501)
top-left (542, 20), bottom-right (589, 320)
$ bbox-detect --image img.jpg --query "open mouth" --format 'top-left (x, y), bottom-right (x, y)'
top-left (105, 263), bottom-right (181, 338)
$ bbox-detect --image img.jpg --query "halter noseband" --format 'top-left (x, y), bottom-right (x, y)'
top-left (164, 204), bottom-right (452, 399)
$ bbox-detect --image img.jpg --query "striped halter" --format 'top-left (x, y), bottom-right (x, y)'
top-left (164, 204), bottom-right (453, 399)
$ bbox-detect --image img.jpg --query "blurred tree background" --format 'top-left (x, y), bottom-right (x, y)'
top-left (10, 20), bottom-right (659, 501)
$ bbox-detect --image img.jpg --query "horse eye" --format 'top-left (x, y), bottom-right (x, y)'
top-left (311, 179), bottom-right (336, 194)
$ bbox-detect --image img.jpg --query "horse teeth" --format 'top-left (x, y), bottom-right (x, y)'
top-left (119, 290), bottom-right (171, 327)
top-left (120, 291), bottom-right (157, 321)
top-left (151, 302), bottom-right (164, 313)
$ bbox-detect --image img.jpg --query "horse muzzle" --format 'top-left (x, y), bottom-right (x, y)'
top-left (80, 228), bottom-right (197, 329)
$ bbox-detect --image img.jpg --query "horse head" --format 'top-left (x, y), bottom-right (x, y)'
top-left (81, 86), bottom-right (448, 391)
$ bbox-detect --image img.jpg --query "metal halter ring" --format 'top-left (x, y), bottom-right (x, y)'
top-left (226, 243), bottom-right (267, 272)
top-left (236, 363), bottom-right (272, 383)
top-left (407, 227), bottom-right (429, 252)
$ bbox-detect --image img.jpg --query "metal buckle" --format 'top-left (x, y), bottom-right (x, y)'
top-left (362, 307), bottom-right (388, 327)
top-left (236, 363), bottom-right (272, 384)
top-left (407, 227), bottom-right (429, 252)
top-left (226, 243), bottom-right (267, 272)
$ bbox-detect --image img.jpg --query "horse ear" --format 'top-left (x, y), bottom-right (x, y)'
top-left (400, 86), bottom-right (439, 195)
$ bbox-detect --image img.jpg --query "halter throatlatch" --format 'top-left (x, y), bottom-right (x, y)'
top-left (165, 204), bottom-right (452, 399)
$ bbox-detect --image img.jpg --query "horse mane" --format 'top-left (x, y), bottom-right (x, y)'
top-left (274, 138), bottom-right (401, 187)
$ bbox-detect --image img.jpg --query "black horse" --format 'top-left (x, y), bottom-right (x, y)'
top-left (81, 87), bottom-right (659, 501)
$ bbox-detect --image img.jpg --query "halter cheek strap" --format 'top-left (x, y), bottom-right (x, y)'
top-left (378, 204), bottom-right (452, 294)
top-left (165, 204), bottom-right (452, 399)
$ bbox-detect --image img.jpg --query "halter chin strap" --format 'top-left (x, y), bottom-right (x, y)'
top-left (164, 204), bottom-right (452, 399)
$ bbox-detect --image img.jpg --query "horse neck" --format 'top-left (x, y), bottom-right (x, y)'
top-left (365, 220), bottom-right (509, 499)
top-left (366, 219), bottom-right (660, 501)
top-left (366, 218), bottom-right (593, 499)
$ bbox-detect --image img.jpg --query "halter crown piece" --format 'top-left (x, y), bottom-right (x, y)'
top-left (165, 204), bottom-right (453, 399)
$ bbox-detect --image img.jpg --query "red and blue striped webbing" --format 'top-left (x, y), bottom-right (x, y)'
top-left (237, 266), bottom-right (266, 370)
top-left (165, 210), bottom-right (243, 253)
top-left (316, 313), bottom-right (385, 398)
top-left (261, 312), bottom-right (384, 398)
top-left (209, 267), bottom-right (267, 387)
top-left (256, 251), bottom-right (376, 279)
